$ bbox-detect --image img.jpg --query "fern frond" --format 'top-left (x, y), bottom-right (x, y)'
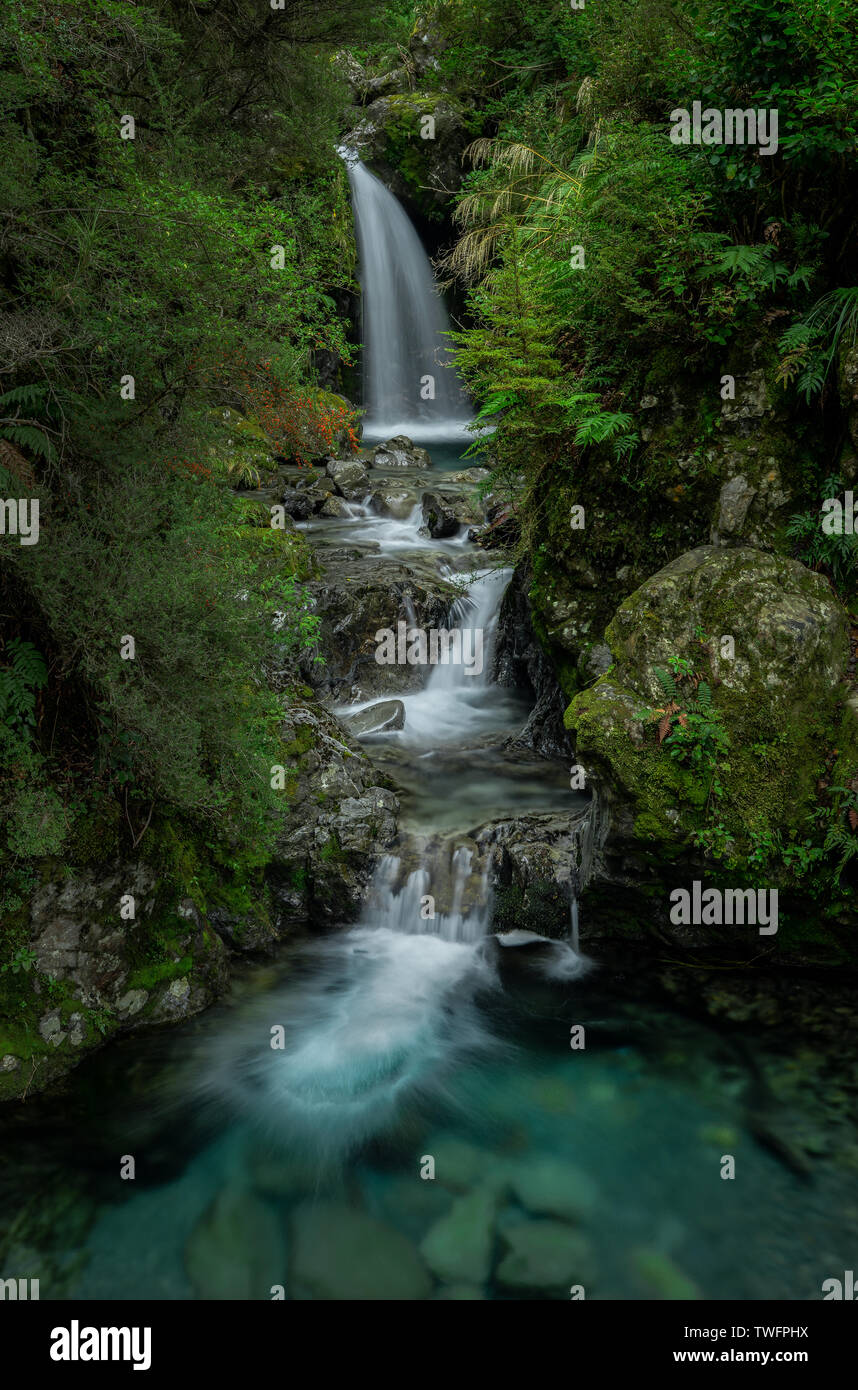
top-left (0, 438), bottom-right (36, 488)
top-left (654, 666), bottom-right (678, 702)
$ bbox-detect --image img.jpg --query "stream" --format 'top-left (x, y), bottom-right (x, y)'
top-left (1, 156), bottom-right (856, 1304)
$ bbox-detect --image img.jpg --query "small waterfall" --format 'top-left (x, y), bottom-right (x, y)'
top-left (339, 147), bottom-right (471, 441)
top-left (363, 842), bottom-right (492, 944)
top-left (426, 565), bottom-right (511, 694)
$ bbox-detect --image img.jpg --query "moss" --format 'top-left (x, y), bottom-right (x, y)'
top-left (282, 725), bottom-right (315, 759)
top-left (65, 798), bottom-right (122, 865)
top-left (127, 955), bottom-right (192, 991)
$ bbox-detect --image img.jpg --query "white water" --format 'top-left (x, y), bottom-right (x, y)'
top-left (300, 499), bottom-right (472, 554)
top-left (340, 147), bottom-right (471, 441)
top-left (190, 177), bottom-right (587, 1160)
top-left (339, 565), bottom-right (517, 744)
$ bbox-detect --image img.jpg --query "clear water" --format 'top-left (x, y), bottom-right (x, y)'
top-left (4, 951), bottom-right (855, 1302)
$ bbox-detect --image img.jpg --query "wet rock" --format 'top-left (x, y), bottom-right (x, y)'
top-left (478, 810), bottom-right (590, 938)
top-left (279, 488), bottom-right (315, 520)
top-left (493, 564), bottom-right (573, 759)
top-left (629, 1248), bottom-right (701, 1300)
top-left (371, 435), bottom-right (432, 470)
top-left (342, 699), bottom-right (405, 735)
top-left (269, 701), bottom-right (399, 926)
top-left (326, 457), bottom-right (369, 501)
top-left (496, 1219), bottom-right (596, 1291)
top-left (301, 550), bottom-right (459, 701)
top-left (419, 1185), bottom-right (499, 1284)
top-left (370, 488), bottom-right (419, 520)
top-left (319, 495), bottom-right (352, 518)
top-left (420, 491), bottom-right (459, 538)
top-left (289, 1201), bottom-right (431, 1300)
top-left (185, 1186), bottom-right (285, 1300)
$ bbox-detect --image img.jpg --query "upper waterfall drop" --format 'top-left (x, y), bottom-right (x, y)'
top-left (339, 146), bottom-right (472, 442)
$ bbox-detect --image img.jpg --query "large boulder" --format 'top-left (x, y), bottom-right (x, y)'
top-left (300, 549), bottom-right (461, 701)
top-left (326, 457), bottom-right (370, 501)
top-left (370, 487), bottom-right (420, 520)
top-left (372, 435), bottom-right (432, 470)
top-left (565, 546), bottom-right (854, 934)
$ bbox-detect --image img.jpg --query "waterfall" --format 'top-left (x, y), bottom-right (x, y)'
top-left (339, 147), bottom-right (471, 441)
top-left (363, 843), bottom-right (492, 944)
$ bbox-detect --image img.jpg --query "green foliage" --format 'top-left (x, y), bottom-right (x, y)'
top-left (0, 0), bottom-right (374, 893)
top-left (786, 475), bottom-right (858, 594)
top-left (0, 639), bottom-right (47, 735)
top-left (636, 649), bottom-right (730, 808)
top-left (777, 287), bottom-right (858, 400)
top-left (0, 946), bottom-right (37, 977)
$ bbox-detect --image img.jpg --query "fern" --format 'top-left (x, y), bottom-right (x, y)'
top-left (654, 666), bottom-right (678, 702)
top-left (0, 639), bottom-right (48, 734)
top-left (693, 680), bottom-right (712, 711)
top-left (776, 287), bottom-right (858, 400)
top-left (0, 424), bottom-right (56, 462)
top-left (0, 385), bottom-right (50, 411)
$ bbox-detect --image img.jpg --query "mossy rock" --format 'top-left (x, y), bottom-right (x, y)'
top-left (566, 545), bottom-right (851, 868)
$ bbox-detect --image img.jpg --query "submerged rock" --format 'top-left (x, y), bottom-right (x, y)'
top-left (289, 1201), bottom-right (431, 1300)
top-left (503, 1154), bottom-right (599, 1221)
top-left (629, 1248), bottom-right (701, 1300)
top-left (185, 1186), bottom-right (285, 1300)
top-left (301, 550), bottom-right (460, 701)
top-left (496, 1219), bottom-right (596, 1291)
top-left (419, 1185), bottom-right (499, 1284)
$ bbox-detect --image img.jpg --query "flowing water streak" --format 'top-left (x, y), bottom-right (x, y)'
top-left (190, 570), bottom-right (517, 1159)
top-left (339, 146), bottom-right (471, 440)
